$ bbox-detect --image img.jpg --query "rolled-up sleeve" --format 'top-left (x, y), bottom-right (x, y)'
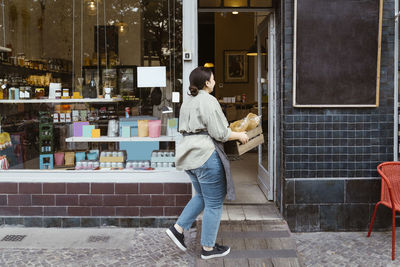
top-left (204, 99), bottom-right (232, 142)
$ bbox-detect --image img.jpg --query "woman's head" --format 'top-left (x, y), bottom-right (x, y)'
top-left (188, 66), bottom-right (215, 96)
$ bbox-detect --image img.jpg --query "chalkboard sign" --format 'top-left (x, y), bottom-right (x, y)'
top-left (293, 0), bottom-right (383, 107)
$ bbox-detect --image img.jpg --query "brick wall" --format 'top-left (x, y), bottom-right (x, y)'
top-left (0, 182), bottom-right (191, 227)
top-left (281, 0), bottom-right (395, 232)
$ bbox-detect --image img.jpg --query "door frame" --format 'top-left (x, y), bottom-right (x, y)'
top-left (183, 1), bottom-right (277, 200)
top-left (256, 13), bottom-right (276, 201)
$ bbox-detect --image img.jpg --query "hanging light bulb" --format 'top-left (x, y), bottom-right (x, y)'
top-left (115, 21), bottom-right (129, 36)
top-left (85, 0), bottom-right (101, 16)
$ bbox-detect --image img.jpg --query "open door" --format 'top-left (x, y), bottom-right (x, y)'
top-left (257, 13), bottom-right (276, 201)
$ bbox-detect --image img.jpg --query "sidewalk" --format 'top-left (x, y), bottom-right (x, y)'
top-left (0, 226), bottom-right (197, 266)
top-left (1, 224), bottom-right (398, 266)
top-left (294, 231), bottom-right (400, 266)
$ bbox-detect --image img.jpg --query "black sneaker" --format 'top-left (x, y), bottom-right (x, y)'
top-left (201, 243), bottom-right (231, 259)
top-left (166, 225), bottom-right (187, 252)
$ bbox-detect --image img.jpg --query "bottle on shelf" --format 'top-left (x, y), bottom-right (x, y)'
top-left (84, 72), bottom-right (97, 99)
top-left (0, 79), bottom-right (3, 99)
top-left (2, 78), bottom-right (8, 99)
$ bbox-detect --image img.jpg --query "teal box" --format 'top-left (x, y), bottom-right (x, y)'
top-left (75, 152), bottom-right (86, 162)
top-left (86, 152), bottom-right (97, 160)
top-left (82, 125), bottom-right (95, 137)
top-left (122, 126), bottom-right (131, 138)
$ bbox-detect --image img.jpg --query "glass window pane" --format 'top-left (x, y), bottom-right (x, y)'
top-left (224, 0), bottom-right (247, 7)
top-left (250, 0), bottom-right (273, 7)
top-left (199, 0), bottom-right (222, 7)
top-left (0, 0), bottom-right (182, 170)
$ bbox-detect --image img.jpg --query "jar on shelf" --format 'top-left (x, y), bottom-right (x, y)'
top-left (17, 53), bottom-right (25, 67)
top-left (35, 88), bottom-right (45, 99)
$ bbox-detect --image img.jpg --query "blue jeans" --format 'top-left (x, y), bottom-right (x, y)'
top-left (176, 150), bottom-right (227, 247)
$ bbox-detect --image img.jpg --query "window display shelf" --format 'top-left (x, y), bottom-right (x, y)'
top-left (0, 98), bottom-right (123, 104)
top-left (65, 136), bottom-right (180, 142)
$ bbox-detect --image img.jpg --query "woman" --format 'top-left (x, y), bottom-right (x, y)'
top-left (166, 66), bottom-right (249, 259)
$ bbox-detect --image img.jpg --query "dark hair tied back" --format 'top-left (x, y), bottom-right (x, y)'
top-left (188, 66), bottom-right (212, 97)
top-left (189, 85), bottom-right (199, 96)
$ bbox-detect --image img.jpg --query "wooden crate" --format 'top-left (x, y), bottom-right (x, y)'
top-left (224, 125), bottom-right (264, 155)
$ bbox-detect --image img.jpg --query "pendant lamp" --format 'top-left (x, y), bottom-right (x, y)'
top-left (85, 0), bottom-right (101, 16)
top-left (247, 39), bottom-right (267, 56)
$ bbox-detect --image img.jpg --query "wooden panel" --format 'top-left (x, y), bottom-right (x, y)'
top-left (293, 0), bottom-right (383, 107)
top-left (237, 134), bottom-right (264, 155)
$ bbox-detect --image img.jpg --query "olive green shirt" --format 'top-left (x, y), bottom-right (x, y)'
top-left (176, 90), bottom-right (232, 171)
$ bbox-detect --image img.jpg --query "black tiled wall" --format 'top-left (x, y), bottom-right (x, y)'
top-left (281, 0), bottom-right (395, 232)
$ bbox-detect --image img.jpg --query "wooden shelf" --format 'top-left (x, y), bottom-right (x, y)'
top-left (65, 135), bottom-right (180, 142)
top-left (0, 98), bottom-right (123, 104)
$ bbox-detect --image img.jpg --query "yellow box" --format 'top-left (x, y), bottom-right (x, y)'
top-left (72, 92), bottom-right (82, 99)
top-left (91, 129), bottom-right (100, 138)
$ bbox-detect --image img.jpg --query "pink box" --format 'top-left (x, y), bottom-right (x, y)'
top-left (73, 121), bottom-right (89, 137)
top-left (148, 120), bottom-right (161, 138)
top-left (54, 152), bottom-right (65, 166)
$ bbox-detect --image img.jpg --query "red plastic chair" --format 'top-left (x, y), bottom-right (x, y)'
top-left (367, 162), bottom-right (400, 260)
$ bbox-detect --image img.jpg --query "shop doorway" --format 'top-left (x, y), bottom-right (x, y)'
top-left (197, 10), bottom-right (277, 203)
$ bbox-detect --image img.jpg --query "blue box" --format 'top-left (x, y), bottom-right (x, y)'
top-left (75, 152), bottom-right (86, 162)
top-left (120, 142), bottom-right (159, 161)
top-left (40, 154), bottom-right (54, 169)
top-left (119, 116), bottom-right (159, 161)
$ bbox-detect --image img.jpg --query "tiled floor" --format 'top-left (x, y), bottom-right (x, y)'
top-left (228, 152), bottom-right (269, 204)
top-left (223, 204), bottom-right (282, 221)
top-left (199, 204), bottom-right (282, 222)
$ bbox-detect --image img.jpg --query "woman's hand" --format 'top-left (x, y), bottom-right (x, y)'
top-left (237, 132), bottom-right (249, 144)
top-left (228, 131), bottom-right (249, 144)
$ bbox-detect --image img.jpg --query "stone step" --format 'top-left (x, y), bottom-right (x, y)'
top-left (195, 221), bottom-right (302, 267)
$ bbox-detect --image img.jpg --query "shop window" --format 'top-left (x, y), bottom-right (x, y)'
top-left (0, 0), bottom-right (182, 171)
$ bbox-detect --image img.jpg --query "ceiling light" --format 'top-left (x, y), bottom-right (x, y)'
top-left (232, 11), bottom-right (239, 15)
top-left (115, 21), bottom-right (129, 36)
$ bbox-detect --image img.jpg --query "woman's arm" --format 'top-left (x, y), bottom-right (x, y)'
top-left (229, 131), bottom-right (249, 144)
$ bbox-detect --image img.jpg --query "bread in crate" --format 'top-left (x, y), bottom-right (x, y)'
top-left (224, 113), bottom-right (264, 155)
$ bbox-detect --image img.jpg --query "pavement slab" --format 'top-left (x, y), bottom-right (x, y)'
top-left (294, 231), bottom-right (400, 266)
top-left (0, 226), bottom-right (197, 266)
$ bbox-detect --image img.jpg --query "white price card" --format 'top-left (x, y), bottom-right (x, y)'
top-left (137, 66), bottom-right (166, 88)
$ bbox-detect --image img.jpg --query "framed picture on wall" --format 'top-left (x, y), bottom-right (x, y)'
top-left (224, 50), bottom-right (248, 83)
